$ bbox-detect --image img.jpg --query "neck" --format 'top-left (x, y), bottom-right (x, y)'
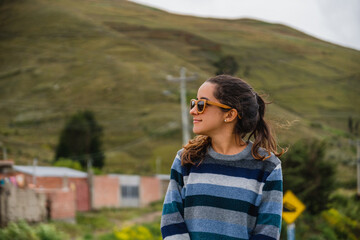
top-left (210, 133), bottom-right (246, 155)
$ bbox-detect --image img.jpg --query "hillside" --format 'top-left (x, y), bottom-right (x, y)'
top-left (0, 0), bottom-right (359, 174)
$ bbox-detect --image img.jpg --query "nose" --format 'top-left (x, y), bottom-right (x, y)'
top-left (190, 104), bottom-right (198, 115)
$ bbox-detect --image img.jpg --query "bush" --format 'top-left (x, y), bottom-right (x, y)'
top-left (36, 224), bottom-right (69, 240)
top-left (0, 221), bottom-right (69, 240)
top-left (282, 139), bottom-right (336, 214)
top-left (213, 55), bottom-right (239, 75)
top-left (0, 221), bottom-right (38, 240)
top-left (113, 225), bottom-right (161, 240)
top-left (322, 208), bottom-right (360, 240)
top-left (53, 158), bottom-right (82, 171)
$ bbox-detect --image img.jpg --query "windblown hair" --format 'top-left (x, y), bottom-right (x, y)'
top-left (181, 75), bottom-right (285, 166)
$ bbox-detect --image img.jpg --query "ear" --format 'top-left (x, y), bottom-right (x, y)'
top-left (224, 109), bottom-right (238, 122)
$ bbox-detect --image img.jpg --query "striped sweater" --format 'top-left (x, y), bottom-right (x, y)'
top-left (161, 142), bottom-right (283, 240)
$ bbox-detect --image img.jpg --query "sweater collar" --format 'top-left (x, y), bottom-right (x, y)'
top-left (207, 141), bottom-right (252, 161)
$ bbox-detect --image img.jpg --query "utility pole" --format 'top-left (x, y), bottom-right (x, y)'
top-left (156, 157), bottom-right (161, 174)
top-left (167, 67), bottom-right (197, 145)
top-left (87, 157), bottom-right (94, 210)
top-left (33, 158), bottom-right (38, 186)
top-left (0, 142), bottom-right (7, 160)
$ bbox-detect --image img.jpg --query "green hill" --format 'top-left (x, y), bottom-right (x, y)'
top-left (0, 0), bottom-right (359, 174)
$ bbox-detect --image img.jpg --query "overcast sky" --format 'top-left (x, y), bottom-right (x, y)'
top-left (129, 0), bottom-right (360, 51)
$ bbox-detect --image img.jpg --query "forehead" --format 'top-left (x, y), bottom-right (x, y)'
top-left (197, 82), bottom-right (217, 100)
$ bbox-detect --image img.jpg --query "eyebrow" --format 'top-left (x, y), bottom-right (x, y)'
top-left (197, 97), bottom-right (209, 100)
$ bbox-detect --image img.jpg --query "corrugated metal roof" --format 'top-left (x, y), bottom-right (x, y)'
top-left (14, 165), bottom-right (87, 178)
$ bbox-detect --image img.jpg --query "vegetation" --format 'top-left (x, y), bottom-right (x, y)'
top-left (0, 0), bottom-right (359, 174)
top-left (54, 110), bottom-right (105, 169)
top-left (282, 139), bottom-right (336, 214)
top-left (213, 55), bottom-right (239, 75)
top-left (0, 221), bottom-right (69, 240)
top-left (0, 1), bottom-right (359, 237)
top-left (53, 158), bottom-right (83, 170)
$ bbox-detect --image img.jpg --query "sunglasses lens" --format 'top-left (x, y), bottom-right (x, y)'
top-left (197, 101), bottom-right (205, 112)
top-left (190, 100), bottom-right (196, 109)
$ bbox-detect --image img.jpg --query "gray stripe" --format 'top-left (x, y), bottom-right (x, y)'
top-left (185, 173), bottom-right (264, 194)
top-left (207, 142), bottom-right (252, 161)
top-left (161, 212), bottom-right (185, 227)
top-left (252, 224), bottom-right (280, 239)
top-left (167, 179), bottom-right (182, 192)
top-left (184, 206), bottom-right (256, 228)
top-left (164, 233), bottom-right (190, 240)
top-left (262, 190), bottom-right (283, 203)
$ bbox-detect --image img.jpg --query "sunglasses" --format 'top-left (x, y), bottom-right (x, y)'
top-left (190, 99), bottom-right (242, 119)
top-left (190, 98), bottom-right (232, 113)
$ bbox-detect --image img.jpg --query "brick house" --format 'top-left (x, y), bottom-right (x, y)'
top-left (110, 174), bottom-right (164, 207)
top-left (13, 165), bottom-right (89, 221)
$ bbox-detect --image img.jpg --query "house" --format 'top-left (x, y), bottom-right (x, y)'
top-left (110, 174), bottom-right (165, 207)
top-left (0, 161), bottom-right (46, 226)
top-left (1, 162), bottom-right (167, 224)
top-left (14, 165), bottom-right (90, 213)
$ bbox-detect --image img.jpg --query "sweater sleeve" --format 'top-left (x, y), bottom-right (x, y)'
top-left (250, 163), bottom-right (283, 240)
top-left (161, 151), bottom-right (190, 240)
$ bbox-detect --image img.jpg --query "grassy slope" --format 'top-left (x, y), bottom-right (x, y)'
top-left (0, 0), bottom-right (359, 174)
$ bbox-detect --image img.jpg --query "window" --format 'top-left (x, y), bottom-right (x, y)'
top-left (121, 185), bottom-right (139, 199)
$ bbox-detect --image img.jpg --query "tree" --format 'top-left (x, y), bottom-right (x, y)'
top-left (213, 55), bottom-right (239, 75)
top-left (282, 139), bottom-right (336, 215)
top-left (54, 110), bottom-right (105, 169)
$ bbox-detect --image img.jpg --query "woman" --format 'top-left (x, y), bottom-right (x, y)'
top-left (161, 75), bottom-right (284, 240)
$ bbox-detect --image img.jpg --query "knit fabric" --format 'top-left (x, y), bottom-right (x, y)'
top-left (161, 142), bottom-right (283, 240)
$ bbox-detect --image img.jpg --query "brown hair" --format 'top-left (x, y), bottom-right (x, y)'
top-left (181, 75), bottom-right (285, 166)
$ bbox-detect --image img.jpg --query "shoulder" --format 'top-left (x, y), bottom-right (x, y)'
top-left (171, 149), bottom-right (184, 170)
top-left (256, 146), bottom-right (282, 170)
top-left (176, 148), bottom-right (184, 158)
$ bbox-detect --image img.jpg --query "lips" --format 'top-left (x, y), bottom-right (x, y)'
top-left (193, 119), bottom-right (202, 123)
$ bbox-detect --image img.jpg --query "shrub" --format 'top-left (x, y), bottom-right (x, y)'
top-left (53, 158), bottom-right (82, 171)
top-left (36, 224), bottom-right (69, 240)
top-left (0, 221), bottom-right (38, 240)
top-left (282, 139), bottom-right (336, 214)
top-left (113, 225), bottom-right (161, 240)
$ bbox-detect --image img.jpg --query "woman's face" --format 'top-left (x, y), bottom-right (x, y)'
top-left (190, 82), bottom-right (227, 137)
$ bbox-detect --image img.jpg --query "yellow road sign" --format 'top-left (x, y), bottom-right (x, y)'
top-left (282, 190), bottom-right (306, 224)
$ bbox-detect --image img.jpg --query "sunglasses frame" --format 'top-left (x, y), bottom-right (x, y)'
top-left (190, 99), bottom-right (242, 119)
top-left (190, 98), bottom-right (231, 113)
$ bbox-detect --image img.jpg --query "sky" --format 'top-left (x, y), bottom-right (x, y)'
top-left (129, 0), bottom-right (360, 51)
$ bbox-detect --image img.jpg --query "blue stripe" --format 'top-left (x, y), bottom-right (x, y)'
top-left (190, 232), bottom-right (247, 240)
top-left (164, 190), bottom-right (183, 204)
top-left (186, 183), bottom-right (261, 206)
top-left (266, 167), bottom-right (282, 181)
top-left (258, 201), bottom-right (282, 215)
top-left (162, 202), bottom-right (184, 216)
top-left (250, 234), bottom-right (276, 240)
top-left (257, 213), bottom-right (281, 228)
top-left (171, 169), bottom-right (184, 187)
top-left (263, 180), bottom-right (282, 191)
top-left (191, 163), bottom-right (269, 182)
top-left (171, 156), bottom-right (182, 173)
top-left (186, 219), bottom-right (250, 239)
top-left (185, 195), bottom-right (258, 217)
top-left (161, 222), bottom-right (188, 239)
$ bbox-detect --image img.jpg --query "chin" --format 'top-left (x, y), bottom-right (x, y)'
top-left (193, 127), bottom-right (207, 136)
top-left (192, 127), bottom-right (201, 135)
